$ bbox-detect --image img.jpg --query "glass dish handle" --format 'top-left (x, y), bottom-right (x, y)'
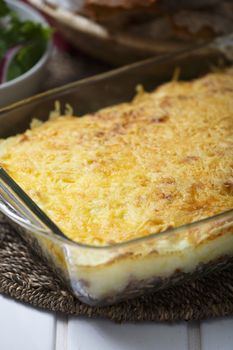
top-left (0, 167), bottom-right (63, 237)
top-left (0, 191), bottom-right (36, 228)
top-left (0, 181), bottom-right (49, 234)
top-left (211, 33), bottom-right (233, 62)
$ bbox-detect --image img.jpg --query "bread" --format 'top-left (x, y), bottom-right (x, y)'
top-left (44, 0), bottom-right (220, 27)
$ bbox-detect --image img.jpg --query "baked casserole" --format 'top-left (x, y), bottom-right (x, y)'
top-left (0, 68), bottom-right (233, 303)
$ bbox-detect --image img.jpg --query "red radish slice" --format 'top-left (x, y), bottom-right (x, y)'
top-left (0, 45), bottom-right (22, 84)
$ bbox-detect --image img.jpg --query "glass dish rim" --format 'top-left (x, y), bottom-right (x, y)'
top-left (0, 35), bottom-right (233, 251)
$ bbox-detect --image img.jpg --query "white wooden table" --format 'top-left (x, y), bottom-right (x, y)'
top-left (1, 295), bottom-right (233, 350)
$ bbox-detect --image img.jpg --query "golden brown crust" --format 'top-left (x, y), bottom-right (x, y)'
top-left (80, 0), bottom-right (220, 25)
top-left (0, 69), bottom-right (233, 246)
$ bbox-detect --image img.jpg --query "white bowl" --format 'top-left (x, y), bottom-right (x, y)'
top-left (0, 0), bottom-right (52, 108)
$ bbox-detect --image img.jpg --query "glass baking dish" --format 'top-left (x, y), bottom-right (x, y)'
top-left (0, 35), bottom-right (233, 306)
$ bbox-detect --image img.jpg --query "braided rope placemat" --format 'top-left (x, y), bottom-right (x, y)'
top-left (1, 214), bottom-right (233, 322)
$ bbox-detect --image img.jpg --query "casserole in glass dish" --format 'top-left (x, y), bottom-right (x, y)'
top-left (0, 36), bottom-right (233, 306)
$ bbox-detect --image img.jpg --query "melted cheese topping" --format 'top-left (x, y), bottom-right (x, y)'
top-left (0, 69), bottom-right (233, 245)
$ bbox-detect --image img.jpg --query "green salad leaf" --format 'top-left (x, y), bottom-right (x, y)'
top-left (0, 0), bottom-right (10, 17)
top-left (0, 0), bottom-right (52, 83)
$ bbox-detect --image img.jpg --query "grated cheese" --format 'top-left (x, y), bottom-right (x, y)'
top-left (0, 69), bottom-right (233, 245)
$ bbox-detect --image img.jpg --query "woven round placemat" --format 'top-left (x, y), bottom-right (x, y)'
top-left (1, 214), bottom-right (233, 322)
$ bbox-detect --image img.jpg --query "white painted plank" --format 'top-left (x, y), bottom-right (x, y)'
top-left (0, 295), bottom-right (56, 350)
top-left (188, 322), bottom-right (201, 350)
top-left (67, 317), bottom-right (188, 350)
top-left (201, 317), bottom-right (233, 350)
top-left (55, 315), bottom-right (68, 350)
